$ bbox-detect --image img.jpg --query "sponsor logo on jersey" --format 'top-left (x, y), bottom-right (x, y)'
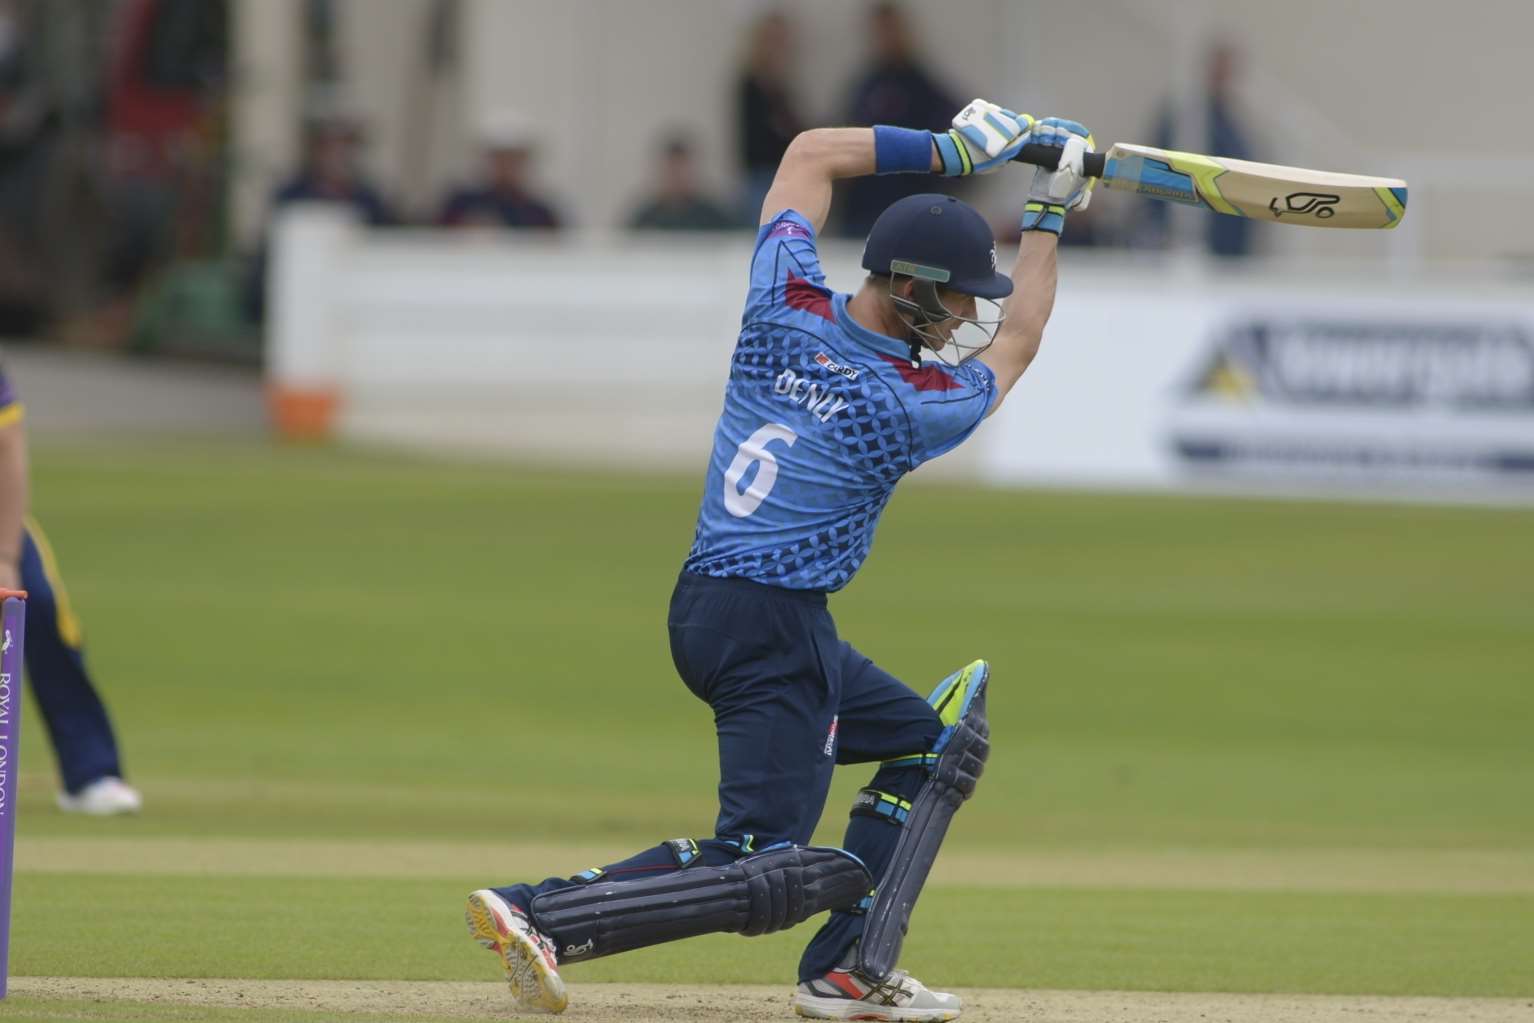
top-left (814, 352), bottom-right (860, 380)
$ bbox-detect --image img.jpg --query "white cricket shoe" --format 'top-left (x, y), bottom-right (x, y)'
top-left (465, 888), bottom-right (568, 1014)
top-left (57, 777), bottom-right (143, 815)
top-left (794, 959), bottom-right (962, 1022)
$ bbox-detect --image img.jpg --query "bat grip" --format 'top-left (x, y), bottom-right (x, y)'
top-left (1013, 143), bottom-right (1106, 179)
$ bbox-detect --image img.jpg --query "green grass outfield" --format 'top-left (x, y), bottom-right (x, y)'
top-left (4, 440), bottom-right (1533, 1016)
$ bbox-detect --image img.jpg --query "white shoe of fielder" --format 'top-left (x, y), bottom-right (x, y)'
top-left (57, 777), bottom-right (143, 816)
top-left (465, 889), bottom-right (567, 1014)
top-left (793, 960), bottom-right (962, 1022)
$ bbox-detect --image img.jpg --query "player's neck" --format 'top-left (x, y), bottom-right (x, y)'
top-left (846, 284), bottom-right (909, 343)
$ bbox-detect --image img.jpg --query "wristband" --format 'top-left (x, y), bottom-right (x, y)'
top-left (930, 130), bottom-right (972, 176)
top-left (1020, 201), bottom-right (1067, 236)
top-left (873, 125), bottom-right (935, 175)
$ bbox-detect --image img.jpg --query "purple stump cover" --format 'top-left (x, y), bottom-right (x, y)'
top-left (0, 594), bottom-right (24, 998)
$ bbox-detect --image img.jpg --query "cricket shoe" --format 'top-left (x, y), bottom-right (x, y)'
top-left (57, 777), bottom-right (143, 815)
top-left (793, 958), bottom-right (961, 1021)
top-left (465, 889), bottom-right (568, 1014)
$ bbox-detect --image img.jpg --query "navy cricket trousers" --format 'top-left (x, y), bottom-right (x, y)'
top-left (495, 571), bottom-right (943, 981)
top-left (18, 520), bottom-right (124, 794)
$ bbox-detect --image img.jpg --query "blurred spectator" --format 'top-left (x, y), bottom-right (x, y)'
top-left (0, 0), bottom-right (54, 332)
top-left (247, 94), bottom-right (393, 323)
top-left (1141, 40), bottom-right (1258, 257)
top-left (271, 95), bottom-right (396, 226)
top-left (101, 0), bottom-right (229, 316)
top-left (627, 135), bottom-right (738, 232)
top-left (737, 9), bottom-right (804, 220)
top-left (0, 0), bottom-right (210, 346)
top-left (437, 112), bottom-right (561, 230)
top-left (838, 2), bottom-right (958, 237)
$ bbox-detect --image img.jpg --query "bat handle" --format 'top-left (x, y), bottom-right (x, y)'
top-left (1013, 142), bottom-right (1106, 179)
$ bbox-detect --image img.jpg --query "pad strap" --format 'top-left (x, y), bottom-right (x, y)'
top-left (879, 753), bottom-right (938, 771)
top-left (666, 837), bottom-right (702, 867)
top-left (850, 788), bottom-right (913, 826)
top-left (571, 838), bottom-right (700, 886)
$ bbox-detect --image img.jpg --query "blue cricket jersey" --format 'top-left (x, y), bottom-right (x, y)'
top-left (683, 209), bottom-right (997, 592)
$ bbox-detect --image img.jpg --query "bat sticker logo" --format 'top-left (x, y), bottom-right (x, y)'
top-left (1270, 192), bottom-right (1341, 219)
top-left (2, 628), bottom-right (10, 654)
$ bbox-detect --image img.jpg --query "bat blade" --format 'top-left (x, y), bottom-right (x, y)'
top-left (1101, 143), bottom-right (1407, 229)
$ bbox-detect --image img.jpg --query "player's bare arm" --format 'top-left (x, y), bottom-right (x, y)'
top-left (761, 128), bottom-right (899, 232)
top-left (979, 117), bottom-right (1096, 413)
top-left (0, 414), bottom-right (27, 592)
top-left (979, 230), bottom-right (1058, 410)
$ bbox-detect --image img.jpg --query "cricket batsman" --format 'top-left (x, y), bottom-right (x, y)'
top-left (466, 99), bottom-right (1093, 1021)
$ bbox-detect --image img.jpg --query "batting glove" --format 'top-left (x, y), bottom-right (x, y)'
top-left (1021, 117), bottom-right (1096, 235)
top-left (934, 99), bottom-right (1034, 177)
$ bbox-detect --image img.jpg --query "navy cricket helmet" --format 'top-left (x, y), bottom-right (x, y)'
top-left (861, 193), bottom-right (1012, 299)
top-left (860, 193), bottom-right (1010, 366)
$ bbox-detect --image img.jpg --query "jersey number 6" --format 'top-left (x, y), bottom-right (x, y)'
top-left (723, 423), bottom-right (799, 518)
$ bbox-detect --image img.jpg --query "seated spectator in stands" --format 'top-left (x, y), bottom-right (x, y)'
top-left (248, 94), bottom-right (394, 323)
top-left (438, 113), bottom-right (562, 229)
top-left (627, 135), bottom-right (738, 232)
top-left (736, 9), bottom-right (805, 221)
top-left (0, 0), bottom-right (55, 332)
top-left (272, 95), bottom-right (396, 226)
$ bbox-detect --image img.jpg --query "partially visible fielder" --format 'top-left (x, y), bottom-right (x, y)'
top-left (466, 100), bottom-right (1093, 1021)
top-left (0, 358), bottom-right (143, 815)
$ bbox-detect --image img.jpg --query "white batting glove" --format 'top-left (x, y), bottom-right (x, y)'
top-left (934, 99), bottom-right (1035, 176)
top-left (1021, 117), bottom-right (1095, 235)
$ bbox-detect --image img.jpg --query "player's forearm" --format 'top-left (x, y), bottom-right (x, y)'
top-left (979, 232), bottom-right (1058, 410)
top-left (0, 421), bottom-right (28, 571)
top-left (761, 128), bottom-right (941, 231)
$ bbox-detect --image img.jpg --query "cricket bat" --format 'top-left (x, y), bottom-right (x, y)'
top-left (1013, 142), bottom-right (1407, 229)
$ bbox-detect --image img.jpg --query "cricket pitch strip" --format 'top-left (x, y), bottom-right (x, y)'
top-left (9, 978), bottom-right (1532, 1022)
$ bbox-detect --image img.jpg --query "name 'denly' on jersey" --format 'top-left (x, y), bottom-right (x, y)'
top-left (773, 352), bottom-right (856, 424)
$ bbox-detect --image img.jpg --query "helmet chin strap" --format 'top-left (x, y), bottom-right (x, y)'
top-left (889, 277), bottom-right (958, 368)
